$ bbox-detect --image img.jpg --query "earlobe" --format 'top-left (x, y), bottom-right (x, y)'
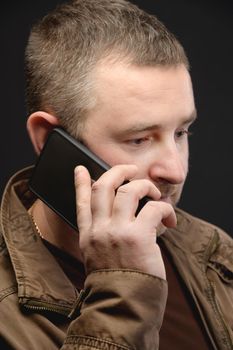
top-left (27, 112), bottom-right (59, 155)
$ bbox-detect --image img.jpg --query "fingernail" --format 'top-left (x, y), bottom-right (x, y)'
top-left (75, 165), bottom-right (84, 176)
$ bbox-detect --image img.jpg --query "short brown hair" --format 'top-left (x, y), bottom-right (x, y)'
top-left (25, 0), bottom-right (189, 138)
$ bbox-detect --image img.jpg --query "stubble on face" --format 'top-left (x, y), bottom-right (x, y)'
top-left (81, 61), bottom-right (195, 234)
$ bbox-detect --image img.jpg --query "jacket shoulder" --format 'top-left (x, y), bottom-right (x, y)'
top-left (175, 207), bottom-right (232, 243)
top-left (168, 208), bottom-right (233, 280)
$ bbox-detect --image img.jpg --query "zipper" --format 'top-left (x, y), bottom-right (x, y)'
top-left (21, 298), bottom-right (72, 317)
top-left (22, 289), bottom-right (88, 319)
top-left (68, 289), bottom-right (88, 319)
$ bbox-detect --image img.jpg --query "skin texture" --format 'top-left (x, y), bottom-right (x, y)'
top-left (27, 63), bottom-right (196, 280)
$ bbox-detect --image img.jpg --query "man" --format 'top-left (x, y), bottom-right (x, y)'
top-left (0, 0), bottom-right (232, 349)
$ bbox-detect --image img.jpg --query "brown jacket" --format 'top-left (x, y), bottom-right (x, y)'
top-left (0, 167), bottom-right (232, 349)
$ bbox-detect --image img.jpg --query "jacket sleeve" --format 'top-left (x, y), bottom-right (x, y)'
top-left (61, 269), bottom-right (168, 350)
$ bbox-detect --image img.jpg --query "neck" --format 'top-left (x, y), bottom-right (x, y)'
top-left (31, 199), bottom-right (83, 262)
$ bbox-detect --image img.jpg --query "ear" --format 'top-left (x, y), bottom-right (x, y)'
top-left (27, 112), bottom-right (59, 155)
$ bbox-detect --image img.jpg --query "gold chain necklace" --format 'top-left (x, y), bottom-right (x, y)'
top-left (28, 203), bottom-right (44, 239)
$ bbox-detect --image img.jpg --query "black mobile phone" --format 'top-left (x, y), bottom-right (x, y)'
top-left (29, 127), bottom-right (149, 230)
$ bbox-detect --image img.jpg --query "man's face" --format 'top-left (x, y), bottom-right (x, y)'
top-left (82, 62), bottom-right (196, 206)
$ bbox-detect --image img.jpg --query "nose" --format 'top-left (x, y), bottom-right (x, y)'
top-left (148, 144), bottom-right (187, 185)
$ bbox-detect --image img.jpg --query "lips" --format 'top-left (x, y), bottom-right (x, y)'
top-left (152, 182), bottom-right (181, 206)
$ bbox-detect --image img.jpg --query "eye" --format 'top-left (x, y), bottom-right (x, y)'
top-left (131, 137), bottom-right (148, 145)
top-left (175, 129), bottom-right (193, 139)
top-left (127, 136), bottom-right (151, 146)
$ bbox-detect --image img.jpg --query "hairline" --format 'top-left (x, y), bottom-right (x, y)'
top-left (76, 59), bottom-right (190, 139)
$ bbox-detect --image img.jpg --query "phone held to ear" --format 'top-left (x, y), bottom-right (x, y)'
top-left (29, 127), bottom-right (149, 230)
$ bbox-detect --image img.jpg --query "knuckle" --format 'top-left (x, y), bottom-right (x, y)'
top-left (146, 200), bottom-right (159, 209)
top-left (81, 228), bottom-right (103, 251)
top-left (76, 198), bottom-right (89, 210)
top-left (92, 179), bottom-right (113, 193)
top-left (117, 185), bottom-right (130, 195)
top-left (89, 223), bottom-right (101, 238)
top-left (90, 221), bottom-right (110, 242)
top-left (91, 181), bottom-right (103, 193)
top-left (122, 233), bottom-right (139, 247)
top-left (88, 234), bottom-right (100, 248)
top-left (116, 185), bottom-right (140, 205)
top-left (108, 232), bottom-right (121, 248)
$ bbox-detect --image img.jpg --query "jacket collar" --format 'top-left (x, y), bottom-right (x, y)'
top-left (0, 167), bottom-right (78, 315)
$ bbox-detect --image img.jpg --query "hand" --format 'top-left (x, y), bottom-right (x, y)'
top-left (74, 164), bottom-right (176, 280)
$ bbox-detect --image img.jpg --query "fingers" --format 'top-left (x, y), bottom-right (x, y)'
top-left (74, 163), bottom-right (176, 277)
top-left (112, 179), bottom-right (161, 220)
top-left (74, 165), bottom-right (92, 232)
top-left (75, 163), bottom-right (176, 241)
top-left (136, 200), bottom-right (177, 231)
top-left (90, 164), bottom-right (138, 220)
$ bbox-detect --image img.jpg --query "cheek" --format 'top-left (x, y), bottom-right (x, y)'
top-left (87, 144), bottom-right (132, 167)
top-left (184, 145), bottom-right (189, 174)
top-left (97, 148), bottom-right (149, 178)
top-left (105, 153), bottom-right (136, 167)
top-left (178, 140), bottom-right (189, 175)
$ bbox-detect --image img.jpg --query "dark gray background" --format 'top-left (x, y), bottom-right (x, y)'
top-left (1, 0), bottom-right (232, 234)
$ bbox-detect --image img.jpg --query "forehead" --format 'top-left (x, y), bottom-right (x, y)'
top-left (87, 62), bottom-right (195, 131)
top-left (95, 61), bottom-right (192, 96)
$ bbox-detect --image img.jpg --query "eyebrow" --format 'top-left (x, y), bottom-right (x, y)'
top-left (120, 109), bottom-right (197, 135)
